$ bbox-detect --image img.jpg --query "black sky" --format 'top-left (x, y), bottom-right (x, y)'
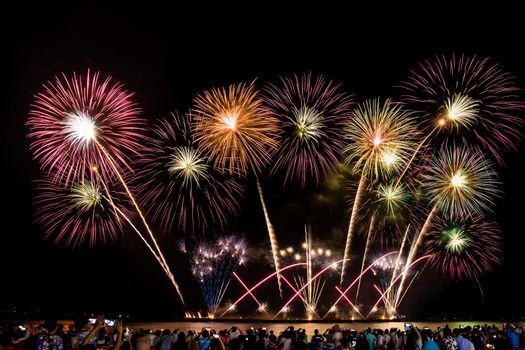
top-left (1, 3), bottom-right (525, 321)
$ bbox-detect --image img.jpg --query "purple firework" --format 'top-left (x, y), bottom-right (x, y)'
top-left (398, 54), bottom-right (525, 165)
top-left (424, 215), bottom-right (502, 280)
top-left (133, 111), bottom-right (243, 235)
top-left (34, 174), bottom-right (129, 247)
top-left (27, 70), bottom-right (145, 184)
top-left (262, 72), bottom-right (353, 186)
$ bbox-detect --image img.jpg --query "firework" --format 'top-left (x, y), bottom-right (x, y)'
top-left (371, 253), bottom-right (405, 289)
top-left (134, 111), bottom-right (243, 234)
top-left (190, 235), bottom-right (248, 316)
top-left (27, 70), bottom-right (145, 185)
top-left (399, 54), bottom-right (525, 164)
top-left (27, 70), bottom-right (184, 303)
top-left (192, 82), bottom-right (282, 295)
top-left (341, 98), bottom-right (418, 284)
top-left (192, 81), bottom-right (279, 176)
top-left (345, 98), bottom-right (419, 179)
top-left (34, 175), bottom-right (127, 247)
top-left (262, 72), bottom-right (353, 186)
top-left (422, 145), bottom-right (500, 218)
top-left (424, 215), bottom-right (502, 279)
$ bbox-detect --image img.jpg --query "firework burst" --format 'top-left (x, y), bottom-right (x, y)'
top-left (422, 145), bottom-right (500, 218)
top-left (27, 70), bottom-right (145, 184)
top-left (134, 111), bottom-right (243, 235)
top-left (34, 175), bottom-right (128, 247)
top-left (345, 98), bottom-right (419, 179)
top-left (424, 215), bottom-right (502, 279)
top-left (399, 54), bottom-right (525, 164)
top-left (192, 81), bottom-right (279, 176)
top-left (341, 98), bottom-right (418, 284)
top-left (262, 73), bottom-right (353, 186)
top-left (190, 235), bottom-right (248, 315)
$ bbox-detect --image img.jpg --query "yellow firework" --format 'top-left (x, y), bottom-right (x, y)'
top-left (375, 183), bottom-right (409, 217)
top-left (345, 98), bottom-right (418, 179)
top-left (423, 145), bottom-right (500, 217)
top-left (70, 180), bottom-right (103, 212)
top-left (192, 82), bottom-right (279, 175)
top-left (167, 146), bottom-right (210, 188)
top-left (438, 94), bottom-right (479, 131)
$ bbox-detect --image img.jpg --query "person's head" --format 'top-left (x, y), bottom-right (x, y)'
top-left (443, 327), bottom-right (452, 337)
top-left (162, 329), bottom-right (170, 336)
top-left (314, 329), bottom-right (319, 335)
top-left (421, 329), bottom-right (432, 340)
top-left (44, 320), bottom-right (58, 333)
top-left (202, 330), bottom-right (210, 339)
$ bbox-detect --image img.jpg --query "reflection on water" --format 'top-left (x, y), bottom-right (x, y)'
top-left (127, 320), bottom-right (508, 335)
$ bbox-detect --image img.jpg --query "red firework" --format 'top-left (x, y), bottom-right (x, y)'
top-left (33, 174), bottom-right (129, 247)
top-left (262, 72), bottom-right (354, 186)
top-left (398, 54), bottom-right (525, 165)
top-left (423, 215), bottom-right (502, 280)
top-left (27, 70), bottom-right (145, 184)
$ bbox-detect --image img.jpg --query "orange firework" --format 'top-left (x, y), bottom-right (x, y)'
top-left (192, 81), bottom-right (279, 176)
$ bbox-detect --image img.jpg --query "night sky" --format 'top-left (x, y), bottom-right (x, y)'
top-left (1, 3), bottom-right (524, 321)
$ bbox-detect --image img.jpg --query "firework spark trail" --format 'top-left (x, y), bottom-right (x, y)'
top-left (372, 285), bottom-right (401, 319)
top-left (394, 124), bottom-right (440, 188)
top-left (233, 272), bottom-right (264, 309)
top-left (96, 140), bottom-right (184, 303)
top-left (397, 264), bottom-right (426, 307)
top-left (218, 262), bottom-right (306, 318)
top-left (341, 176), bottom-right (366, 285)
top-left (394, 206), bottom-right (437, 309)
top-left (335, 286), bottom-right (364, 319)
top-left (367, 254), bottom-right (432, 319)
top-left (323, 251), bottom-right (397, 319)
top-left (256, 176), bottom-right (283, 297)
top-left (386, 225), bottom-right (410, 306)
top-left (354, 213), bottom-right (376, 305)
top-left (94, 168), bottom-right (169, 275)
top-left (282, 276), bottom-right (320, 318)
top-left (475, 276), bottom-right (485, 303)
top-left (276, 258), bottom-right (359, 318)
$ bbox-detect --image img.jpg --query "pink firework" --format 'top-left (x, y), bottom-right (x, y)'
top-left (262, 72), bottom-right (354, 186)
top-left (27, 70), bottom-right (145, 184)
top-left (133, 111), bottom-right (243, 235)
top-left (423, 215), bottom-right (502, 280)
top-left (398, 54), bottom-right (525, 164)
top-left (34, 174), bottom-right (129, 247)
